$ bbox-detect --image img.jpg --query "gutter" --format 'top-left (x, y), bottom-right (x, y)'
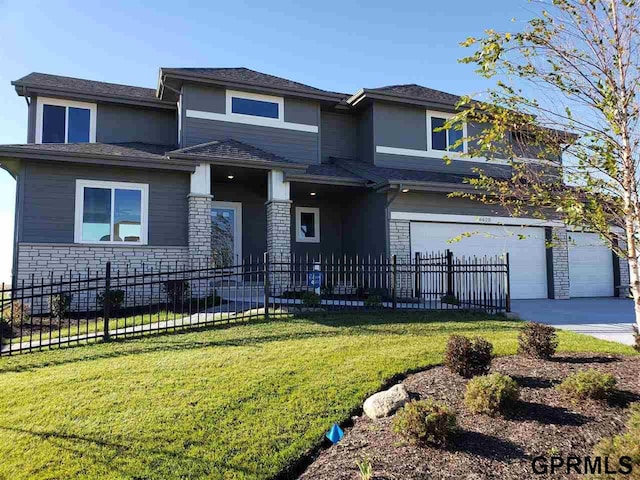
top-left (167, 152), bottom-right (308, 171)
top-left (282, 172), bottom-right (368, 187)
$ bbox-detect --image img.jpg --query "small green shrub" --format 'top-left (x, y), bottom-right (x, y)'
top-left (392, 399), bottom-right (456, 446)
top-left (51, 293), bottom-right (72, 320)
top-left (444, 335), bottom-right (493, 378)
top-left (592, 403), bottom-right (640, 479)
top-left (517, 322), bottom-right (558, 359)
top-left (97, 289), bottom-right (125, 313)
top-left (464, 373), bottom-right (520, 416)
top-left (355, 457), bottom-right (373, 480)
top-left (364, 295), bottom-right (382, 308)
top-left (163, 280), bottom-right (190, 303)
top-left (557, 369), bottom-right (617, 401)
top-left (633, 324), bottom-right (639, 353)
top-left (301, 291), bottom-right (321, 308)
top-left (1, 300), bottom-right (30, 326)
top-left (440, 294), bottom-right (460, 306)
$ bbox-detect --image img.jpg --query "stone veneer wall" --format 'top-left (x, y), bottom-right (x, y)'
top-left (550, 226), bottom-right (570, 299)
top-left (388, 219), bottom-right (413, 296)
top-left (266, 200), bottom-right (291, 294)
top-left (617, 237), bottom-right (631, 292)
top-left (188, 194), bottom-right (213, 266)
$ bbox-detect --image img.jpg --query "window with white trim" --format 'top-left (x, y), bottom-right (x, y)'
top-left (295, 207), bottom-right (320, 243)
top-left (75, 180), bottom-right (148, 245)
top-left (427, 110), bottom-right (466, 155)
top-left (226, 90), bottom-right (283, 121)
top-left (36, 97), bottom-right (97, 144)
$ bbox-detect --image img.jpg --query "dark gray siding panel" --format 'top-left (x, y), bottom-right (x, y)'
top-left (357, 105), bottom-right (375, 164)
top-left (211, 181), bottom-right (267, 261)
top-left (185, 117), bottom-right (319, 164)
top-left (284, 98), bottom-right (318, 126)
top-left (376, 152), bottom-right (512, 177)
top-left (321, 111), bottom-right (358, 162)
top-left (27, 96), bottom-right (37, 144)
top-left (183, 84), bottom-right (226, 113)
top-left (97, 104), bottom-right (177, 146)
top-left (21, 161), bottom-right (189, 246)
top-left (291, 197), bottom-right (344, 258)
top-left (390, 191), bottom-right (510, 217)
top-left (374, 102), bottom-right (426, 150)
top-left (342, 190), bottom-right (388, 257)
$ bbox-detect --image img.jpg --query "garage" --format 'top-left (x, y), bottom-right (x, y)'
top-left (410, 221), bottom-right (549, 300)
top-left (568, 231), bottom-right (614, 297)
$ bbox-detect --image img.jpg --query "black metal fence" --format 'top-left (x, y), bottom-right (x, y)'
top-left (0, 251), bottom-right (510, 356)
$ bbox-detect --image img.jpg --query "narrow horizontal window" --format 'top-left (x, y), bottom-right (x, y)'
top-left (231, 97), bottom-right (279, 119)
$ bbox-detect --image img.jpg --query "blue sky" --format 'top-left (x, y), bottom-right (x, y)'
top-left (0, 0), bottom-right (536, 281)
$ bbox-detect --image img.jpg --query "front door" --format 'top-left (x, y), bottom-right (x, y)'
top-left (211, 202), bottom-right (242, 266)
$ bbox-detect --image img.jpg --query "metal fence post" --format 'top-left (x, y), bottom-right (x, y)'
top-left (103, 261), bottom-right (111, 341)
top-left (446, 249), bottom-right (454, 296)
top-left (392, 254), bottom-right (397, 311)
top-left (263, 252), bottom-right (270, 320)
top-left (414, 252), bottom-right (421, 298)
top-left (505, 253), bottom-right (511, 313)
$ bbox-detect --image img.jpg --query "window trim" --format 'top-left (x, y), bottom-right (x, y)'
top-left (74, 179), bottom-right (149, 245)
top-left (36, 97), bottom-right (97, 144)
top-left (295, 207), bottom-right (320, 244)
top-left (426, 110), bottom-right (467, 158)
top-left (226, 89), bottom-right (284, 122)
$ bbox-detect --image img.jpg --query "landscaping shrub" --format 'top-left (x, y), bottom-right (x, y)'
top-left (356, 458), bottom-right (373, 480)
top-left (97, 289), bottom-right (125, 313)
top-left (163, 280), bottom-right (190, 303)
top-left (51, 293), bottom-right (72, 320)
top-left (440, 294), bottom-right (460, 306)
top-left (517, 322), bottom-right (558, 359)
top-left (464, 373), bottom-right (520, 416)
top-left (592, 403), bottom-right (640, 479)
top-left (364, 295), bottom-right (382, 308)
top-left (1, 300), bottom-right (30, 326)
top-left (444, 335), bottom-right (493, 378)
top-left (633, 324), bottom-right (640, 353)
top-left (302, 292), bottom-right (321, 308)
top-left (392, 399), bottom-right (456, 446)
top-left (557, 369), bottom-right (617, 401)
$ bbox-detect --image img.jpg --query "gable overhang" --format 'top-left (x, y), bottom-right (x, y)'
top-left (347, 88), bottom-right (461, 112)
top-left (167, 152), bottom-right (308, 171)
top-left (158, 69), bottom-right (348, 105)
top-left (13, 83), bottom-right (176, 111)
top-left (0, 147), bottom-right (196, 172)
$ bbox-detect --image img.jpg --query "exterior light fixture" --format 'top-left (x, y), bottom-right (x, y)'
top-left (401, 188), bottom-right (410, 193)
top-left (227, 175), bottom-right (234, 180)
top-left (310, 192), bottom-right (317, 196)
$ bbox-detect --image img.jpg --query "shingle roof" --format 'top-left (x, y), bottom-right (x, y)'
top-left (161, 67), bottom-right (347, 98)
top-left (301, 163), bottom-right (364, 180)
top-left (0, 142), bottom-right (172, 159)
top-left (169, 139), bottom-right (298, 165)
top-left (12, 73), bottom-right (168, 104)
top-left (366, 84), bottom-right (462, 106)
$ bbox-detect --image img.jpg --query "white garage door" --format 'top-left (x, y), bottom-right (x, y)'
top-left (568, 232), bottom-right (614, 297)
top-left (410, 222), bottom-right (548, 299)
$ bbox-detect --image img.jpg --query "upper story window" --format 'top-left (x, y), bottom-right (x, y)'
top-left (226, 90), bottom-right (284, 121)
top-left (36, 97), bottom-right (97, 144)
top-left (426, 110), bottom-right (466, 156)
top-left (74, 180), bottom-right (148, 245)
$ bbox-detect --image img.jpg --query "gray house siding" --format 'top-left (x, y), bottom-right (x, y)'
top-left (182, 83), bottom-right (226, 114)
top-left (283, 98), bottom-right (318, 126)
top-left (27, 97), bottom-right (37, 143)
top-left (20, 161), bottom-right (189, 246)
top-left (357, 105), bottom-right (375, 164)
top-left (96, 104), bottom-right (177, 146)
top-left (390, 191), bottom-right (510, 217)
top-left (321, 111), bottom-right (358, 162)
top-left (291, 197), bottom-right (344, 258)
top-left (185, 118), bottom-right (319, 164)
top-left (341, 190), bottom-right (388, 257)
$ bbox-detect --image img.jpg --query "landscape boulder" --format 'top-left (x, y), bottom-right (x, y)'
top-left (363, 384), bottom-right (410, 419)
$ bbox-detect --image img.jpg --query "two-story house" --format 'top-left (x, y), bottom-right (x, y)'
top-left (0, 68), bottom-right (628, 300)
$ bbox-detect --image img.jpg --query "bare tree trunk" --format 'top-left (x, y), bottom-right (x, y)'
top-left (626, 228), bottom-right (640, 331)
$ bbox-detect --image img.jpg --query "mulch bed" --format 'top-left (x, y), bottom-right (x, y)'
top-left (299, 354), bottom-right (640, 479)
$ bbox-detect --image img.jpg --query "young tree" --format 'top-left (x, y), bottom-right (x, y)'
top-left (449, 0), bottom-right (640, 328)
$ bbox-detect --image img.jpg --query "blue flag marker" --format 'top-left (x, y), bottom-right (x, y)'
top-left (326, 423), bottom-right (344, 444)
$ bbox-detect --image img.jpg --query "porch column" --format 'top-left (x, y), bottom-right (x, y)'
top-left (617, 235), bottom-right (631, 294)
top-left (389, 219), bottom-right (412, 297)
top-left (266, 169), bottom-right (291, 294)
top-left (549, 226), bottom-right (570, 299)
top-left (188, 163), bottom-right (213, 267)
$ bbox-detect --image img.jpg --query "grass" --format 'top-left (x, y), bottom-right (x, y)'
top-left (0, 311), bottom-right (635, 479)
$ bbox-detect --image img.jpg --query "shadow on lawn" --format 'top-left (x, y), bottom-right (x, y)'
top-left (0, 425), bottom-right (259, 478)
top-left (0, 312), bottom-right (518, 375)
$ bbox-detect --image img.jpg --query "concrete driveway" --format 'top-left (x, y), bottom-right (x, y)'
top-left (511, 298), bottom-right (637, 345)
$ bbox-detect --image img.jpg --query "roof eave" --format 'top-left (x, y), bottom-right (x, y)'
top-left (12, 81), bottom-right (176, 110)
top-left (376, 179), bottom-right (478, 193)
top-left (347, 89), bottom-right (461, 112)
top-left (167, 152), bottom-right (308, 171)
top-left (283, 172), bottom-right (367, 187)
top-left (159, 69), bottom-right (347, 103)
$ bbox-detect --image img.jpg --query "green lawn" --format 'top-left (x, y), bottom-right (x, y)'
top-left (0, 312), bottom-right (635, 479)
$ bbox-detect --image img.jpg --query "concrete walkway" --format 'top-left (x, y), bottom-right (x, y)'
top-left (511, 298), bottom-right (637, 345)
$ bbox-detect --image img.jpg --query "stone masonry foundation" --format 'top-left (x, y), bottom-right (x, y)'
top-left (550, 226), bottom-right (570, 299)
top-left (266, 200), bottom-right (291, 295)
top-left (389, 219), bottom-right (412, 297)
